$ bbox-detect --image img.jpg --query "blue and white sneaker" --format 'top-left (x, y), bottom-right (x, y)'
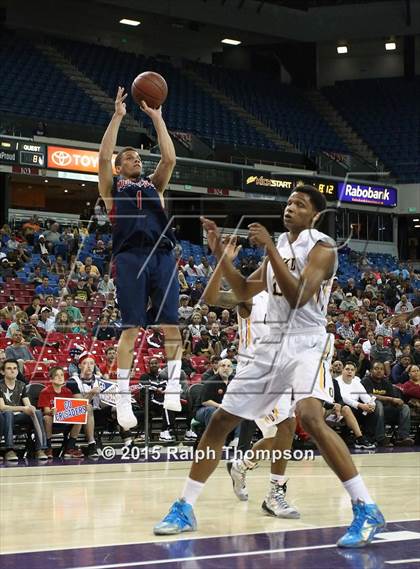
top-left (153, 499), bottom-right (197, 535)
top-left (337, 500), bottom-right (385, 548)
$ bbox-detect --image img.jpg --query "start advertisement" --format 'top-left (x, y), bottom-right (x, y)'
top-left (244, 173), bottom-right (337, 200)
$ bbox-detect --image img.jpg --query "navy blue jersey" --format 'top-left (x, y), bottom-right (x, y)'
top-left (110, 175), bottom-right (175, 255)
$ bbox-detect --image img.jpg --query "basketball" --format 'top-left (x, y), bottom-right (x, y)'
top-left (131, 71), bottom-right (168, 109)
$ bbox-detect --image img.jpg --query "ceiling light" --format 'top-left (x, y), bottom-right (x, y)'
top-left (119, 18), bottom-right (140, 26)
top-left (385, 41), bottom-right (396, 51)
top-left (222, 38), bottom-right (241, 46)
top-left (44, 179), bottom-right (48, 183)
top-left (81, 183), bottom-right (86, 187)
top-left (414, 224), bottom-right (420, 228)
top-left (64, 189), bottom-right (68, 193)
top-left (337, 45), bottom-right (348, 54)
top-left (413, 218), bottom-right (419, 222)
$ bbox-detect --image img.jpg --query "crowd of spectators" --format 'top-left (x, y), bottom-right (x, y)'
top-left (0, 212), bottom-right (419, 461)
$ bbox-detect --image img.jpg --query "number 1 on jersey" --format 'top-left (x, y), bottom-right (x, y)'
top-left (136, 190), bottom-right (142, 210)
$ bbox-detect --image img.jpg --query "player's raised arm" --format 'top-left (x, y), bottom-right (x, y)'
top-left (140, 102), bottom-right (176, 194)
top-left (201, 217), bottom-right (267, 302)
top-left (248, 222), bottom-right (335, 309)
top-left (98, 87), bottom-right (127, 210)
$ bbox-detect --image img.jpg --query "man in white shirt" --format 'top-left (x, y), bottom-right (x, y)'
top-left (98, 274), bottom-right (116, 297)
top-left (394, 295), bottom-right (414, 314)
top-left (336, 362), bottom-right (380, 445)
top-left (362, 331), bottom-right (376, 357)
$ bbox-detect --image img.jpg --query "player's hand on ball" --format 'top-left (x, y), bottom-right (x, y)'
top-left (115, 86), bottom-right (128, 117)
top-left (222, 235), bottom-right (242, 262)
top-left (248, 223), bottom-right (272, 247)
top-left (201, 217), bottom-right (222, 256)
top-left (139, 100), bottom-right (162, 120)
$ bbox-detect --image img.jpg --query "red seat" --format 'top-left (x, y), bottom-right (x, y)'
top-left (148, 347), bottom-right (166, 358)
top-left (0, 338), bottom-right (12, 348)
top-left (189, 373), bottom-right (203, 385)
top-left (24, 361), bottom-right (50, 381)
top-left (190, 356), bottom-right (209, 374)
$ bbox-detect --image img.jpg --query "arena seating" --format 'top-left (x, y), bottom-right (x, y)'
top-left (190, 62), bottom-right (348, 155)
top-left (323, 77), bottom-right (420, 182)
top-left (0, 34), bottom-right (108, 126)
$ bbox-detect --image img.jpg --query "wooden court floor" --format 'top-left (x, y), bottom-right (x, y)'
top-left (1, 450), bottom-right (419, 558)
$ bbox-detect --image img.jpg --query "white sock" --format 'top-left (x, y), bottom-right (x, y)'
top-left (181, 477), bottom-right (205, 507)
top-left (270, 474), bottom-right (288, 485)
top-left (117, 368), bottom-right (131, 398)
top-left (87, 438), bottom-right (95, 445)
top-left (343, 474), bottom-right (374, 504)
top-left (168, 359), bottom-right (181, 382)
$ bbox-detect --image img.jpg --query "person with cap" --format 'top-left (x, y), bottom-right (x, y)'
top-left (6, 232), bottom-right (20, 251)
top-left (220, 344), bottom-right (238, 366)
top-left (337, 316), bottom-right (356, 341)
top-left (37, 306), bottom-right (56, 333)
top-left (193, 329), bottom-right (215, 357)
top-left (73, 277), bottom-right (91, 302)
top-left (33, 234), bottom-right (49, 255)
top-left (339, 293), bottom-right (359, 312)
top-left (27, 265), bottom-right (43, 286)
top-left (0, 296), bottom-right (21, 323)
top-left (0, 258), bottom-right (16, 280)
top-left (35, 276), bottom-right (57, 299)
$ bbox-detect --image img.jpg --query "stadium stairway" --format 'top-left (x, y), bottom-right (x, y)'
top-left (182, 67), bottom-right (296, 153)
top-left (304, 89), bottom-right (379, 167)
top-left (35, 41), bottom-right (142, 133)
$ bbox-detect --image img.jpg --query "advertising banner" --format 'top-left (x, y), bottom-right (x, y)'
top-left (47, 146), bottom-right (117, 174)
top-left (54, 397), bottom-right (89, 424)
top-left (338, 182), bottom-right (397, 207)
top-left (244, 173), bottom-right (337, 200)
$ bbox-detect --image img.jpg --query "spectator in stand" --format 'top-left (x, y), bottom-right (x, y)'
top-left (66, 353), bottom-right (102, 459)
top-left (56, 277), bottom-right (70, 298)
top-left (331, 281), bottom-right (344, 305)
top-left (183, 256), bottom-right (202, 278)
top-left (109, 308), bottom-right (122, 337)
top-left (413, 339), bottom-right (420, 366)
top-left (64, 294), bottom-right (85, 326)
top-left (337, 339), bottom-right (358, 365)
top-left (99, 346), bottom-right (117, 380)
top-left (190, 280), bottom-right (205, 305)
top-left (0, 359), bottom-right (48, 461)
top-left (86, 275), bottom-right (98, 295)
top-left (39, 253), bottom-right (52, 272)
top-left (22, 214), bottom-right (41, 245)
top-left (331, 360), bottom-right (344, 379)
top-left (336, 316), bottom-right (356, 341)
top-left (51, 255), bottom-right (66, 276)
top-left (33, 234), bottom-right (50, 255)
top-left (25, 296), bottom-right (42, 319)
top-left (55, 311), bottom-right (76, 334)
top-left (187, 313), bottom-right (207, 339)
top-left (28, 266), bottom-right (43, 286)
top-left (35, 276), bottom-right (56, 299)
top-left (343, 278), bottom-right (358, 296)
top-left (68, 260), bottom-right (83, 282)
top-left (207, 311), bottom-right (218, 327)
top-left (6, 311), bottom-right (28, 338)
top-left (80, 256), bottom-right (101, 278)
top-left (139, 357), bottom-right (179, 442)
top-left (193, 329), bottom-right (215, 357)
top-left (45, 295), bottom-right (59, 318)
top-left (178, 269), bottom-right (189, 295)
top-left (92, 315), bottom-right (116, 341)
top-left (0, 349), bottom-right (26, 384)
top-left (97, 273), bottom-right (115, 297)
top-left (197, 256), bottom-right (213, 278)
top-left (0, 258), bottom-right (16, 279)
top-left (218, 309), bottom-right (235, 329)
top-left (7, 232), bottom-right (20, 251)
top-left (1, 297), bottom-right (21, 323)
top-left (45, 222), bottom-right (62, 250)
top-left (92, 239), bottom-right (106, 257)
top-left (178, 295), bottom-right (194, 322)
top-left (394, 295), bottom-right (414, 314)
top-left (391, 354), bottom-right (413, 385)
top-left (339, 293), bottom-right (358, 312)
top-left (390, 337), bottom-right (403, 362)
top-left (37, 306), bottom-right (55, 333)
top-left (370, 335), bottom-right (393, 376)
top-left (398, 364), bottom-right (420, 414)
top-left (181, 351), bottom-right (196, 379)
top-left (208, 322), bottom-right (222, 354)
top-left (199, 304), bottom-right (209, 323)
top-left (362, 361), bottom-right (414, 446)
top-left (362, 331), bottom-right (376, 357)
top-left (73, 278), bottom-right (91, 302)
top-left (220, 344), bottom-right (238, 366)
top-left (38, 366), bottom-right (84, 459)
top-left (375, 313), bottom-right (393, 337)
top-left (393, 321), bottom-right (413, 347)
top-left (201, 355), bottom-right (221, 382)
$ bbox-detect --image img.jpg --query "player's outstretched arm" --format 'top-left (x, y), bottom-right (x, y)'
top-left (248, 222), bottom-right (335, 309)
top-left (98, 87), bottom-right (127, 210)
top-left (387, 306), bottom-right (420, 327)
top-left (201, 217), bottom-right (266, 302)
top-left (139, 102), bottom-right (176, 194)
top-left (203, 235), bottom-right (242, 307)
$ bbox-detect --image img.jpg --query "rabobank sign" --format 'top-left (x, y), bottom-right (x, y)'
top-left (338, 183), bottom-right (397, 208)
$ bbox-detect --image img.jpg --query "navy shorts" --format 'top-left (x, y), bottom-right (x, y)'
top-left (113, 247), bottom-right (179, 328)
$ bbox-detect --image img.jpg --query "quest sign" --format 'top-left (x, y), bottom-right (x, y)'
top-left (338, 182), bottom-right (397, 208)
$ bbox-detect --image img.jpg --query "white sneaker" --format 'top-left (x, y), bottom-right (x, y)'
top-left (226, 460), bottom-right (248, 501)
top-left (262, 481), bottom-right (300, 519)
top-left (159, 430), bottom-right (175, 442)
top-left (184, 430), bottom-right (198, 440)
top-left (116, 396), bottom-right (137, 430)
top-left (164, 379), bottom-right (182, 411)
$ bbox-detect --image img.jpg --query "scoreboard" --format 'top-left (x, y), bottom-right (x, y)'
top-left (0, 137), bottom-right (46, 168)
